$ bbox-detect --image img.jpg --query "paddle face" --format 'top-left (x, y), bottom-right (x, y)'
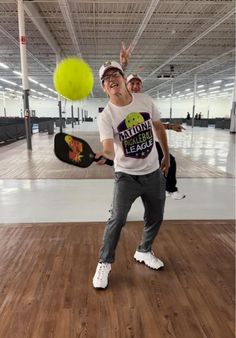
top-left (54, 132), bottom-right (96, 168)
top-left (54, 132), bottom-right (114, 168)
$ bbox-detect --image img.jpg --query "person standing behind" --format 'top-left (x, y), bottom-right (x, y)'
top-left (93, 61), bottom-right (169, 289)
top-left (126, 73), bottom-right (186, 200)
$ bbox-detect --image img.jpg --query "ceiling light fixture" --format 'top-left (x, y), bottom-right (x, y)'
top-left (0, 62), bottom-right (9, 69)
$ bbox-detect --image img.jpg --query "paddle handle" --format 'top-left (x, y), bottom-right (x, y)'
top-left (95, 155), bottom-right (113, 166)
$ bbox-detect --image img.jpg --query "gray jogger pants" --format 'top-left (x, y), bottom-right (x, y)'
top-left (99, 168), bottom-right (166, 263)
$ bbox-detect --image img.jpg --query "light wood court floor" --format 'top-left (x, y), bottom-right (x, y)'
top-left (0, 220), bottom-right (234, 338)
top-left (0, 129), bottom-right (234, 179)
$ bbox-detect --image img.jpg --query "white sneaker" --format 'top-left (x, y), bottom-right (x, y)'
top-left (134, 251), bottom-right (164, 270)
top-left (167, 190), bottom-right (186, 200)
top-left (93, 262), bottom-right (111, 289)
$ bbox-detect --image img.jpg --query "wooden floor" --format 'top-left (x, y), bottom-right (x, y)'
top-left (0, 131), bottom-right (233, 179)
top-left (0, 220), bottom-right (234, 338)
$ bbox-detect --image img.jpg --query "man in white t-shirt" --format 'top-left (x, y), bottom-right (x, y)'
top-left (93, 61), bottom-right (169, 289)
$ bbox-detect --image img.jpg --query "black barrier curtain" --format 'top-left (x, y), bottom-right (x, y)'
top-left (0, 124), bottom-right (26, 142)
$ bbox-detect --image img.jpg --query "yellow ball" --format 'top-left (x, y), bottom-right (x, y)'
top-left (53, 57), bottom-right (94, 101)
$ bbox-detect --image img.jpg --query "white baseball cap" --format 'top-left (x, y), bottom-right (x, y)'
top-left (126, 74), bottom-right (142, 83)
top-left (99, 61), bottom-right (123, 81)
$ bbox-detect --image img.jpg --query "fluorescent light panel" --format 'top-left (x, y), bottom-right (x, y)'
top-left (224, 82), bottom-right (234, 87)
top-left (0, 78), bottom-right (17, 86)
top-left (209, 86), bottom-right (220, 90)
top-left (0, 62), bottom-right (9, 69)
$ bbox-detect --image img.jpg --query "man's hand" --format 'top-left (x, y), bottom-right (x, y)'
top-left (160, 155), bottom-right (170, 177)
top-left (95, 152), bottom-right (107, 165)
top-left (169, 123), bottom-right (185, 133)
top-left (120, 41), bottom-right (131, 70)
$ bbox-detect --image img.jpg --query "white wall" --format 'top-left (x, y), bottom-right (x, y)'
top-left (79, 98), bottom-right (108, 119)
top-left (155, 96), bottom-right (232, 119)
top-left (70, 96), bottom-right (233, 120)
top-left (0, 97), bottom-right (58, 118)
top-left (0, 95), bottom-right (232, 119)
top-left (0, 96), bottom-right (109, 119)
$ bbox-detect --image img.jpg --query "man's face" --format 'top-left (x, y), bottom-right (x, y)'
top-left (102, 68), bottom-right (126, 96)
top-left (127, 78), bottom-right (143, 93)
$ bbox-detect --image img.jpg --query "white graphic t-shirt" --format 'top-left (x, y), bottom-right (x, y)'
top-left (98, 93), bottom-right (161, 175)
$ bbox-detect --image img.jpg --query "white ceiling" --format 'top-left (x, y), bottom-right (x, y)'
top-left (0, 0), bottom-right (235, 101)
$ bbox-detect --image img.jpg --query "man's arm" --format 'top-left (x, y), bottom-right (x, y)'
top-left (95, 139), bottom-right (115, 164)
top-left (102, 139), bottom-right (115, 160)
top-left (163, 123), bottom-right (185, 132)
top-left (153, 120), bottom-right (170, 176)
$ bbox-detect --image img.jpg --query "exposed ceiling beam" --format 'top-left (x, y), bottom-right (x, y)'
top-left (144, 49), bottom-right (235, 94)
top-left (17, 0), bottom-right (231, 3)
top-left (24, 1), bottom-right (62, 56)
top-left (0, 23), bottom-right (52, 73)
top-left (129, 0), bottom-right (160, 54)
top-left (57, 0), bottom-right (94, 97)
top-left (144, 8), bottom-right (236, 81)
top-left (57, 0), bottom-right (82, 57)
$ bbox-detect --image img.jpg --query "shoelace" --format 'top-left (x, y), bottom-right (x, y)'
top-left (97, 263), bottom-right (109, 280)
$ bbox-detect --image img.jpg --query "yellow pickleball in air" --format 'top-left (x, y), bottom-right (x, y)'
top-left (53, 57), bottom-right (94, 101)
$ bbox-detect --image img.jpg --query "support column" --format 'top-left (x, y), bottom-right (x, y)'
top-left (207, 95), bottom-right (210, 119)
top-left (77, 107), bottom-right (80, 125)
top-left (3, 92), bottom-right (6, 117)
top-left (191, 74), bottom-right (197, 128)
top-left (71, 104), bottom-right (74, 128)
top-left (18, 0), bottom-right (32, 149)
top-left (56, 54), bottom-right (63, 133)
top-left (58, 100), bottom-right (63, 132)
top-left (230, 68), bottom-right (236, 133)
top-left (169, 80), bottom-right (173, 122)
top-left (81, 108), bottom-right (84, 122)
